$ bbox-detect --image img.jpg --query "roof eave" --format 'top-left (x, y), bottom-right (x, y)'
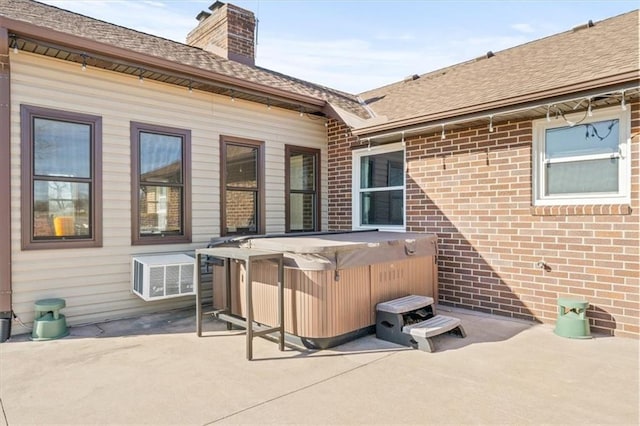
top-left (322, 102), bottom-right (383, 127)
top-left (353, 71), bottom-right (640, 137)
top-left (0, 16), bottom-right (326, 110)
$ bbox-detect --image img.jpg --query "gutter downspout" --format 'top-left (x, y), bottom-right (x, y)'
top-left (0, 27), bottom-right (12, 341)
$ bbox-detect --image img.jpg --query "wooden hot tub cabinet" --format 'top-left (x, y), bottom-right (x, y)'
top-left (210, 231), bottom-right (438, 348)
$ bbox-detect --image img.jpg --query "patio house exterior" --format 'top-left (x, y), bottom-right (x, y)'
top-left (0, 0), bottom-right (371, 336)
top-left (327, 10), bottom-right (639, 336)
top-left (0, 0), bottom-right (638, 339)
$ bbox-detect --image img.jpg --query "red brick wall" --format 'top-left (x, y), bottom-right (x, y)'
top-left (327, 122), bottom-right (358, 230)
top-left (227, 5), bottom-right (255, 61)
top-left (327, 101), bottom-right (639, 337)
top-left (186, 3), bottom-right (255, 65)
top-left (226, 189), bottom-right (256, 233)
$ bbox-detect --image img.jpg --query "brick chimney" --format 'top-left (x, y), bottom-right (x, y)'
top-left (187, 1), bottom-right (256, 66)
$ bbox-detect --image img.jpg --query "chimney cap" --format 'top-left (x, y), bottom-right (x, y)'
top-left (209, 1), bottom-right (226, 12)
top-left (195, 11), bottom-right (211, 22)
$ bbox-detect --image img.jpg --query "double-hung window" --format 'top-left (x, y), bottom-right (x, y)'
top-left (352, 142), bottom-right (405, 231)
top-left (285, 145), bottom-right (320, 232)
top-left (131, 122), bottom-right (191, 245)
top-left (533, 106), bottom-right (630, 206)
top-left (21, 105), bottom-right (102, 249)
top-left (221, 136), bottom-right (264, 236)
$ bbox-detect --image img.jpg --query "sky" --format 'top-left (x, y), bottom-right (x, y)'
top-left (40, 0), bottom-right (638, 94)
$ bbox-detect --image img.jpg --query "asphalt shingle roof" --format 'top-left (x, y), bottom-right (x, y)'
top-left (2, 1), bottom-right (637, 130)
top-left (359, 10), bottom-right (639, 126)
top-left (1, 0), bottom-right (370, 118)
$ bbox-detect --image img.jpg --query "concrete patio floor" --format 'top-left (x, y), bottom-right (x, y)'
top-left (1, 306), bottom-right (638, 425)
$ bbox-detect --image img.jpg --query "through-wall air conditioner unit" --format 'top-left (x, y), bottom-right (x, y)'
top-left (131, 254), bottom-right (196, 301)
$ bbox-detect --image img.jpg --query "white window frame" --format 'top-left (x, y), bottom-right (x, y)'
top-left (532, 106), bottom-right (631, 206)
top-left (352, 142), bottom-right (405, 231)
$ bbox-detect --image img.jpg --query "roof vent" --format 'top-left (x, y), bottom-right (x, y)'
top-left (403, 74), bottom-right (420, 83)
top-left (572, 20), bottom-right (594, 31)
top-left (474, 51), bottom-right (495, 61)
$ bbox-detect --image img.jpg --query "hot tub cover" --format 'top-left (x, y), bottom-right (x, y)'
top-left (236, 231), bottom-right (437, 271)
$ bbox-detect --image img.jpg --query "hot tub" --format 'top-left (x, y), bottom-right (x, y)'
top-left (208, 231), bottom-right (438, 348)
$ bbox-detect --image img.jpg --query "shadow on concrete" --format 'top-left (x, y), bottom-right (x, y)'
top-left (4, 303), bottom-right (540, 362)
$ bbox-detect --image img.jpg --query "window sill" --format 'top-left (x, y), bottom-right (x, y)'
top-left (132, 236), bottom-right (192, 245)
top-left (353, 226), bottom-right (406, 232)
top-left (530, 204), bottom-right (632, 216)
top-left (22, 239), bottom-right (102, 250)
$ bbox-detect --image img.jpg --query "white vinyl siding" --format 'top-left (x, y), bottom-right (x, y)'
top-left (9, 52), bottom-right (328, 328)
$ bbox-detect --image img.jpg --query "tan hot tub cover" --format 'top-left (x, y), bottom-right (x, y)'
top-left (237, 231), bottom-right (438, 272)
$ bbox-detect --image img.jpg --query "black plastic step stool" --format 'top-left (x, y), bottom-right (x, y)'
top-left (376, 295), bottom-right (466, 352)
